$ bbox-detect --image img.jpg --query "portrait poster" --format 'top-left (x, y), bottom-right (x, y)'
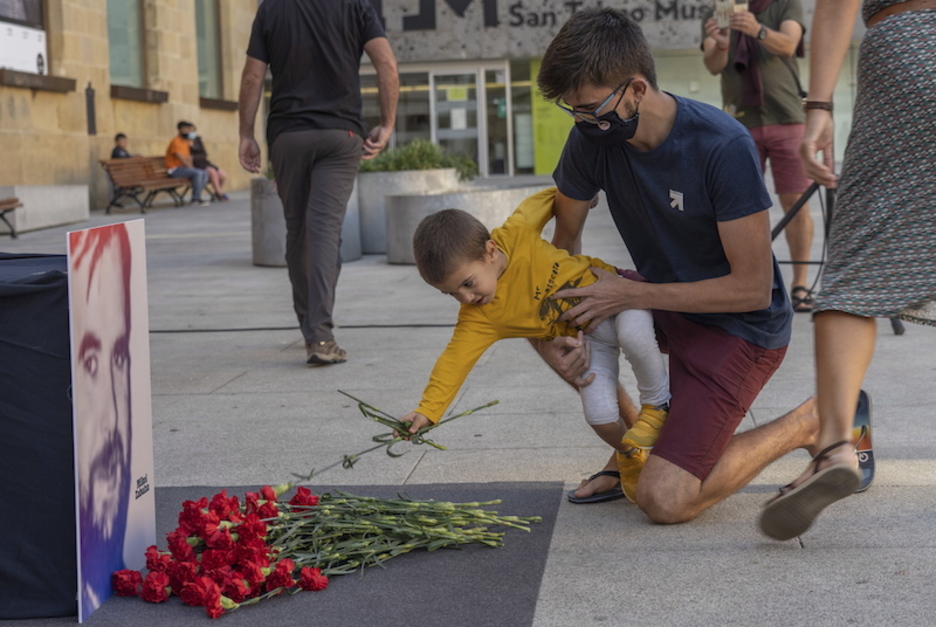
top-left (67, 220), bottom-right (156, 622)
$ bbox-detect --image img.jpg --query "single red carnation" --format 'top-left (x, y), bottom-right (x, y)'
top-left (178, 497), bottom-right (209, 534)
top-left (112, 569), bottom-right (142, 596)
top-left (140, 571), bottom-right (171, 603)
top-left (223, 576), bottom-right (250, 603)
top-left (206, 527), bottom-right (235, 550)
top-left (200, 548), bottom-right (235, 571)
top-left (209, 489), bottom-right (240, 520)
top-left (197, 510), bottom-right (222, 541)
top-left (240, 561), bottom-right (267, 588)
top-left (167, 559), bottom-right (198, 591)
top-left (260, 485), bottom-right (278, 503)
top-left (265, 558), bottom-right (296, 592)
top-left (298, 566), bottom-right (329, 592)
top-left (257, 502), bottom-right (279, 520)
top-left (180, 575), bottom-right (215, 607)
top-left (244, 491), bottom-right (261, 515)
top-left (166, 528), bottom-right (196, 562)
top-left (237, 513), bottom-right (267, 542)
top-left (144, 545), bottom-right (171, 573)
top-left (205, 564), bottom-right (236, 586)
top-left (234, 536), bottom-right (271, 568)
top-left (288, 486), bottom-right (319, 507)
top-left (202, 580), bottom-right (224, 619)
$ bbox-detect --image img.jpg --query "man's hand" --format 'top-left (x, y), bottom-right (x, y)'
top-left (362, 124), bottom-right (393, 160)
top-left (395, 411), bottom-right (432, 438)
top-left (704, 17), bottom-right (730, 48)
top-left (555, 268), bottom-right (632, 329)
top-left (800, 110), bottom-right (838, 188)
top-left (239, 137), bottom-right (262, 174)
top-left (531, 331), bottom-right (594, 388)
top-left (729, 10), bottom-right (760, 37)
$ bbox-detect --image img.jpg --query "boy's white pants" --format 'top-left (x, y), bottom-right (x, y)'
top-left (579, 309), bottom-right (670, 426)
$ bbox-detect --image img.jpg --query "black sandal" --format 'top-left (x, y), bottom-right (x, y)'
top-left (790, 286), bottom-right (814, 313)
top-left (759, 440), bottom-right (861, 541)
top-left (566, 470), bottom-right (624, 504)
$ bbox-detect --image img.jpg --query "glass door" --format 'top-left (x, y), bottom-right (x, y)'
top-left (430, 71), bottom-right (481, 174)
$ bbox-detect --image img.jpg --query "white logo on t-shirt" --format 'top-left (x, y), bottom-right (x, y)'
top-left (669, 190), bottom-right (685, 212)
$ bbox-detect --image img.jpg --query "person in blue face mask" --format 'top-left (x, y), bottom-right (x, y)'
top-left (528, 7), bottom-right (860, 526)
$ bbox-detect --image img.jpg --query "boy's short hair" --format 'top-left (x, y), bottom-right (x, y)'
top-left (177, 120), bottom-right (194, 131)
top-left (537, 8), bottom-right (657, 102)
top-left (413, 209), bottom-right (490, 286)
top-left (114, 133), bottom-right (126, 142)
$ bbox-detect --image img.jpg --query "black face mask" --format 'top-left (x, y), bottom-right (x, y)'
top-left (575, 106), bottom-right (640, 147)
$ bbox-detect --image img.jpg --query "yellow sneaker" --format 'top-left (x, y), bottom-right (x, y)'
top-left (616, 446), bottom-right (647, 503)
top-left (622, 404), bottom-right (669, 450)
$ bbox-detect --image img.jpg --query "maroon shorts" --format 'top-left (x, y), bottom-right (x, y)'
top-left (650, 310), bottom-right (787, 481)
top-left (748, 123), bottom-right (811, 196)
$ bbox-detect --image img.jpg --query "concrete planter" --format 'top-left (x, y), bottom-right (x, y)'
top-left (250, 178), bottom-right (361, 267)
top-left (357, 168), bottom-right (460, 254)
top-left (385, 184), bottom-right (549, 265)
top-left (0, 185), bottom-right (89, 236)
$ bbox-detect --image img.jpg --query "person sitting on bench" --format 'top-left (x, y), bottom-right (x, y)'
top-left (190, 125), bottom-right (229, 201)
top-left (165, 121), bottom-right (210, 207)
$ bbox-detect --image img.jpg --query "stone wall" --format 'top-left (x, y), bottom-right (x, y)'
top-left (0, 0), bottom-right (258, 208)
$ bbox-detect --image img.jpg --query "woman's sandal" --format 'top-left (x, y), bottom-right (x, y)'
top-left (759, 440), bottom-right (862, 541)
top-left (790, 286), bottom-right (814, 313)
top-left (567, 470), bottom-right (624, 504)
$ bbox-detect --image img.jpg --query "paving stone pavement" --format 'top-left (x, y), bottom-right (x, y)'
top-left (3, 180), bottom-right (934, 626)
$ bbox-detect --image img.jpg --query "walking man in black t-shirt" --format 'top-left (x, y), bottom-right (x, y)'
top-left (238, 0), bottom-right (399, 365)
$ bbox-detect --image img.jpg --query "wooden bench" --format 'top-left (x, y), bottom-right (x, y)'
top-left (0, 197), bottom-right (23, 238)
top-left (100, 156), bottom-right (191, 213)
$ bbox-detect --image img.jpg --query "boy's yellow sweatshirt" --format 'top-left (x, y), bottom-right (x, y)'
top-left (415, 187), bottom-right (617, 423)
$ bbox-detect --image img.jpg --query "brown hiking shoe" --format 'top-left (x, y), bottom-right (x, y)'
top-left (306, 339), bottom-right (347, 365)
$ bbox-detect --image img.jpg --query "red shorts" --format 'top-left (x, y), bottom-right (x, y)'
top-left (650, 310), bottom-right (787, 481)
top-left (748, 123), bottom-right (811, 196)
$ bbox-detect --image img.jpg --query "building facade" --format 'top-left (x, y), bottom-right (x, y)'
top-left (361, 0), bottom-right (862, 178)
top-left (0, 0), bottom-right (861, 209)
top-left (0, 0), bottom-right (256, 207)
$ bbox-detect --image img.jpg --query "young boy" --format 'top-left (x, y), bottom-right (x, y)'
top-left (401, 187), bottom-right (670, 502)
top-left (111, 133), bottom-right (131, 159)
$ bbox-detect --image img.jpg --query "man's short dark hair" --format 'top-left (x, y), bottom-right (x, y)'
top-left (537, 8), bottom-right (657, 102)
top-left (177, 120), bottom-right (194, 131)
top-left (413, 209), bottom-right (490, 286)
top-left (114, 133), bottom-right (126, 142)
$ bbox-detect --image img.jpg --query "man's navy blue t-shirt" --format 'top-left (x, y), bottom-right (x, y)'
top-left (554, 94), bottom-right (792, 349)
top-left (246, 0), bottom-right (385, 146)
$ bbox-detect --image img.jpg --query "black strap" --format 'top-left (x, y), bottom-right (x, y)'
top-left (812, 439), bottom-right (852, 463)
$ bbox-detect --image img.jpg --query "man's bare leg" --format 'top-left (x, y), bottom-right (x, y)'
top-left (636, 397), bottom-right (819, 523)
top-left (570, 383), bottom-right (638, 499)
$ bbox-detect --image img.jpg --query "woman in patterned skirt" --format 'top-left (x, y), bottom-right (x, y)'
top-left (760, 0), bottom-right (936, 540)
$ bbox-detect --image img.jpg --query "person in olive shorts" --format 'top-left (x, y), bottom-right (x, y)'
top-left (702, 0), bottom-right (816, 311)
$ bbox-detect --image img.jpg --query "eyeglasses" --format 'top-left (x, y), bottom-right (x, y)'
top-left (556, 78), bottom-right (634, 124)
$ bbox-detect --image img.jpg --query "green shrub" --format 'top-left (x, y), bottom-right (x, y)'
top-left (359, 139), bottom-right (478, 182)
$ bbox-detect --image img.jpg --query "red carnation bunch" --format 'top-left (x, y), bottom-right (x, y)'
top-left (109, 395), bottom-right (536, 620)
top-left (112, 485), bottom-right (329, 618)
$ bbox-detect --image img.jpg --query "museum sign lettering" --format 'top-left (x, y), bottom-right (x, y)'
top-left (369, 0), bottom-right (715, 61)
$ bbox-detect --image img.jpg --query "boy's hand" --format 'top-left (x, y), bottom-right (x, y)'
top-left (395, 412), bottom-right (432, 438)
